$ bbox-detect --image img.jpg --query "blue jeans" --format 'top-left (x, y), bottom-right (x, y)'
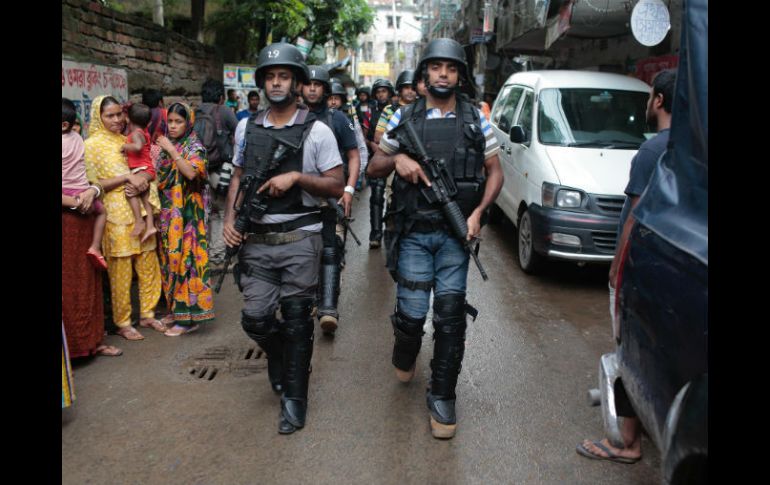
top-left (396, 231), bottom-right (470, 319)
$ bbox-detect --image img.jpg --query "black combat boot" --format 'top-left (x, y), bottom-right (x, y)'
top-left (427, 294), bottom-right (468, 439)
top-left (391, 310), bottom-right (426, 382)
top-left (241, 311), bottom-right (283, 393)
top-left (317, 246), bottom-right (340, 335)
top-left (278, 297), bottom-right (315, 434)
top-left (369, 179), bottom-right (385, 248)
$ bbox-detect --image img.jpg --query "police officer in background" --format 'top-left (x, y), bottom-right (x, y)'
top-left (367, 38), bottom-right (504, 439)
top-left (302, 66), bottom-right (361, 336)
top-left (328, 80), bottom-right (369, 193)
top-left (224, 43), bottom-right (344, 434)
top-left (374, 69), bottom-right (417, 143)
top-left (366, 78), bottom-right (396, 248)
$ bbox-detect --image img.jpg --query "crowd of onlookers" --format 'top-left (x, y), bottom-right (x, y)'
top-left (62, 80), bottom-right (244, 408)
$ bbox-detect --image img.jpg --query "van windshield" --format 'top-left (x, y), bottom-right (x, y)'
top-left (538, 88), bottom-right (649, 148)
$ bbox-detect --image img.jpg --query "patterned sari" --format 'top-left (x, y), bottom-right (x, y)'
top-left (156, 104), bottom-right (215, 325)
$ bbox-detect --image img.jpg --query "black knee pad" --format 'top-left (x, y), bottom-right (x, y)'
top-left (280, 297), bottom-right (315, 322)
top-left (241, 311), bottom-right (278, 341)
top-left (433, 294), bottom-right (466, 320)
top-left (392, 310), bottom-right (426, 339)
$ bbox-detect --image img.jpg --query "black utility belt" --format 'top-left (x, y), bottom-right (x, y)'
top-left (249, 212), bottom-right (322, 234)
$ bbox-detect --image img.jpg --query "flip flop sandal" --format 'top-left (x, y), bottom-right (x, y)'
top-left (86, 249), bottom-right (108, 271)
top-left (117, 326), bottom-right (145, 341)
top-left (164, 324), bottom-right (200, 337)
top-left (159, 315), bottom-right (176, 326)
top-left (95, 345), bottom-right (123, 356)
top-left (576, 440), bottom-right (641, 464)
top-left (139, 318), bottom-right (167, 333)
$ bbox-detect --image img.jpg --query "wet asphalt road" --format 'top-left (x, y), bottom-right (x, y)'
top-left (62, 187), bottom-right (660, 484)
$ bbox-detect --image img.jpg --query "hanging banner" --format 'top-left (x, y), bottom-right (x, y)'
top-left (631, 0), bottom-right (671, 47)
top-left (483, 1), bottom-right (494, 33)
top-left (545, 0), bottom-right (574, 49)
top-left (635, 55), bottom-right (679, 85)
top-left (62, 59), bottom-right (128, 137)
top-left (296, 37), bottom-right (313, 59)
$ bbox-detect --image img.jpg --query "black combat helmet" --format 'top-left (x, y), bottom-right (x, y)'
top-left (371, 79), bottom-right (395, 97)
top-left (330, 81), bottom-right (347, 100)
top-left (307, 65), bottom-right (331, 93)
top-left (395, 69), bottom-right (416, 91)
top-left (356, 86), bottom-right (371, 97)
top-left (415, 38), bottom-right (473, 98)
top-left (254, 42), bottom-right (310, 88)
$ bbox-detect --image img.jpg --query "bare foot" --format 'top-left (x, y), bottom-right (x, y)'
top-left (141, 225), bottom-right (158, 244)
top-left (130, 219), bottom-right (146, 238)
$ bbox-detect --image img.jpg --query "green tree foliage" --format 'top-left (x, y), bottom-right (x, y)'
top-left (207, 0), bottom-right (374, 64)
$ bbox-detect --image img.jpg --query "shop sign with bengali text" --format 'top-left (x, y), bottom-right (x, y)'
top-left (358, 62), bottom-right (391, 77)
top-left (62, 59), bottom-right (128, 137)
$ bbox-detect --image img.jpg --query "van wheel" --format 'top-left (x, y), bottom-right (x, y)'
top-left (488, 203), bottom-right (504, 224)
top-left (517, 209), bottom-right (542, 274)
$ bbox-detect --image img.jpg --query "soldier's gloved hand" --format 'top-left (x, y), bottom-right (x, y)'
top-left (394, 154), bottom-right (431, 186)
top-left (339, 192), bottom-right (353, 217)
top-left (258, 171), bottom-right (301, 198)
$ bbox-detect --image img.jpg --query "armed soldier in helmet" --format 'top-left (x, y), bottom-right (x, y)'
top-left (301, 66), bottom-right (362, 336)
top-left (223, 43), bottom-right (344, 434)
top-left (367, 38), bottom-right (504, 439)
top-left (374, 70), bottom-right (418, 144)
top-left (365, 78), bottom-right (396, 249)
top-left (328, 80), bottom-right (369, 193)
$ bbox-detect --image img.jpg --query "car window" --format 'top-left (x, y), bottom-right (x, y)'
top-left (491, 85), bottom-right (512, 125)
top-left (497, 87), bottom-right (524, 134)
top-left (538, 88), bottom-right (648, 147)
top-left (515, 90), bottom-right (534, 141)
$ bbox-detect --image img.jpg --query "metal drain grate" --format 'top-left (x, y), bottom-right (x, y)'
top-left (185, 346), bottom-right (266, 381)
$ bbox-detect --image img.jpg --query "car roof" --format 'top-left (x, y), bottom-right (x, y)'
top-left (503, 70), bottom-right (650, 92)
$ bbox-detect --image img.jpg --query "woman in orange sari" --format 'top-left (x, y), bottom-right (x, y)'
top-left (155, 102), bottom-right (215, 335)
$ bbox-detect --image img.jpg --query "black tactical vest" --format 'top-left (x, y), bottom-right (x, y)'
top-left (242, 107), bottom-right (319, 216)
top-left (367, 100), bottom-right (389, 142)
top-left (390, 96), bottom-right (487, 226)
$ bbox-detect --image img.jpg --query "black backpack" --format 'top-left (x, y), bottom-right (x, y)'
top-left (193, 104), bottom-right (233, 172)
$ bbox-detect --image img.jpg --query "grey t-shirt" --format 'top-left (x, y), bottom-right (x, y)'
top-left (232, 108), bottom-right (343, 232)
top-left (617, 129), bottom-right (670, 238)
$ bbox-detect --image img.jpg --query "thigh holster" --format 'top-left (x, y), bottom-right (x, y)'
top-left (391, 310), bottom-right (426, 371)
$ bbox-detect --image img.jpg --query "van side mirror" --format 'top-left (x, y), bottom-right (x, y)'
top-left (510, 125), bottom-right (527, 144)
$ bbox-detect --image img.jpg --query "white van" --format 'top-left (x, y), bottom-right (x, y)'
top-left (488, 70), bottom-right (651, 273)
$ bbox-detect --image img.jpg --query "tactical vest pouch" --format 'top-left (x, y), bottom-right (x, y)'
top-left (454, 181), bottom-right (486, 220)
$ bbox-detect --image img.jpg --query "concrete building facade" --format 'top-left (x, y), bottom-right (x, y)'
top-left (356, 0), bottom-right (423, 85)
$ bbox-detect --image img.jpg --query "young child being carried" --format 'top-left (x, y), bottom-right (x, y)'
top-left (62, 98), bottom-right (108, 271)
top-left (121, 103), bottom-right (157, 243)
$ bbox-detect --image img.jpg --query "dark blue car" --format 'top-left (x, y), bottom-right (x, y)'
top-left (594, 0), bottom-right (707, 483)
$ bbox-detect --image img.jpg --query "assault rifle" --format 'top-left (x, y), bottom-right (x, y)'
top-left (214, 137), bottom-right (300, 293)
top-left (327, 197), bottom-right (361, 246)
top-left (392, 120), bottom-right (488, 281)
